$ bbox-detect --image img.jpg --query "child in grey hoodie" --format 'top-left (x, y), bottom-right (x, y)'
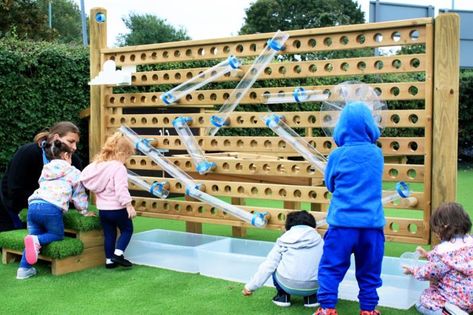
top-left (242, 211), bottom-right (323, 308)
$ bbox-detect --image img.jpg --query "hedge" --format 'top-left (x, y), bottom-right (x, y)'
top-left (0, 37), bottom-right (89, 173)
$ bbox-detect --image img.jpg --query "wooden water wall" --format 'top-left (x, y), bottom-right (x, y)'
top-left (88, 8), bottom-right (459, 244)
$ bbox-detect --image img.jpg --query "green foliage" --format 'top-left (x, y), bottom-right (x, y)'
top-left (117, 13), bottom-right (190, 46)
top-left (37, 0), bottom-right (84, 44)
top-left (0, 37), bottom-right (90, 173)
top-left (19, 208), bottom-right (101, 232)
top-left (0, 229), bottom-right (84, 259)
top-left (0, 0), bottom-right (83, 44)
top-left (240, 0), bottom-right (364, 34)
top-left (459, 69), bottom-right (473, 159)
top-left (0, 0), bottom-right (55, 41)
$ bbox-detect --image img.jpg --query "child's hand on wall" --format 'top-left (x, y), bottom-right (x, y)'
top-left (242, 287), bottom-right (252, 296)
top-left (84, 212), bottom-right (96, 217)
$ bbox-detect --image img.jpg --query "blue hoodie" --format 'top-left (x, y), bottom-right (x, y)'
top-left (324, 102), bottom-right (385, 228)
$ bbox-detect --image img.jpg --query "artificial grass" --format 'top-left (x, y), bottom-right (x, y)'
top-left (0, 169), bottom-right (471, 314)
top-left (0, 229), bottom-right (84, 259)
top-left (19, 208), bottom-right (102, 232)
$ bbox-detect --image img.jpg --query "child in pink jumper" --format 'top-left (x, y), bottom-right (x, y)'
top-left (80, 132), bottom-right (136, 269)
top-left (403, 202), bottom-right (473, 314)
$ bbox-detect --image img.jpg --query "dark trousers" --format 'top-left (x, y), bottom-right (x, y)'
top-left (317, 227), bottom-right (384, 310)
top-left (0, 193), bottom-right (24, 231)
top-left (99, 209), bottom-right (133, 259)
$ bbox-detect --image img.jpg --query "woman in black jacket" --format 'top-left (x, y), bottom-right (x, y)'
top-left (0, 121), bottom-right (82, 231)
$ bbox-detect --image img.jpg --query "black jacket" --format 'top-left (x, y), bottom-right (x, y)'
top-left (0, 142), bottom-right (82, 214)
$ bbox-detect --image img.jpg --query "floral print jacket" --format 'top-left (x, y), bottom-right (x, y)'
top-left (411, 235), bottom-right (473, 312)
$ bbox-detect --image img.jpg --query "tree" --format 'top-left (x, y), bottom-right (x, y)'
top-left (117, 13), bottom-right (190, 46)
top-left (0, 0), bottom-right (83, 44)
top-left (0, 0), bottom-right (55, 41)
top-left (239, 0), bottom-right (364, 35)
top-left (38, 0), bottom-right (83, 45)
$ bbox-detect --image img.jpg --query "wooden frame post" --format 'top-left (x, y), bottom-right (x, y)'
top-left (89, 8), bottom-right (107, 160)
top-left (431, 13), bottom-right (460, 243)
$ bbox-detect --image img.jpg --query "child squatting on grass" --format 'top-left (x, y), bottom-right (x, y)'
top-left (17, 140), bottom-right (94, 280)
top-left (242, 211), bottom-right (323, 308)
top-left (80, 132), bottom-right (137, 269)
top-left (315, 102), bottom-right (385, 315)
top-left (403, 202), bottom-right (473, 315)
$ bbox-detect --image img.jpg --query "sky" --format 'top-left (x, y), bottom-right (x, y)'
top-left (72, 0), bottom-right (473, 47)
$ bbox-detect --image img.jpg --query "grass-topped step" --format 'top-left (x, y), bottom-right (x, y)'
top-left (0, 229), bottom-right (84, 259)
top-left (19, 208), bottom-right (102, 232)
top-left (1, 209), bottom-right (106, 275)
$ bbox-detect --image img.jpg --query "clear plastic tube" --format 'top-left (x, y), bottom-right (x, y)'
top-left (206, 30), bottom-right (290, 136)
top-left (119, 125), bottom-right (197, 189)
top-left (263, 113), bottom-right (326, 173)
top-left (127, 170), bottom-right (170, 199)
top-left (382, 181), bottom-right (411, 205)
top-left (263, 87), bottom-right (329, 104)
top-left (161, 55), bottom-right (241, 105)
top-left (186, 186), bottom-right (269, 228)
top-left (173, 117), bottom-right (216, 175)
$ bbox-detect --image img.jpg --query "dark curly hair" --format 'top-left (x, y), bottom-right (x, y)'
top-left (285, 211), bottom-right (316, 231)
top-left (431, 202), bottom-right (472, 242)
top-left (44, 140), bottom-right (72, 161)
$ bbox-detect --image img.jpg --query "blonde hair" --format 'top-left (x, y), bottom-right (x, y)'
top-left (34, 121), bottom-right (80, 145)
top-left (93, 132), bottom-right (135, 163)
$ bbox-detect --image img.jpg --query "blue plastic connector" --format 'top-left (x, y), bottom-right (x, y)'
top-left (161, 92), bottom-right (176, 105)
top-left (95, 12), bottom-right (106, 23)
top-left (196, 161), bottom-right (216, 175)
top-left (251, 211), bottom-right (269, 227)
top-left (172, 116), bottom-right (193, 128)
top-left (396, 181), bottom-right (410, 198)
top-left (267, 39), bottom-right (284, 51)
top-left (210, 115), bottom-right (228, 128)
top-left (293, 87), bottom-right (307, 103)
top-left (228, 55), bottom-right (241, 69)
top-left (264, 114), bottom-right (281, 128)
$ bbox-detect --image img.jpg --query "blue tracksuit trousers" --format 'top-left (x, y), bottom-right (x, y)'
top-left (317, 227), bottom-right (384, 310)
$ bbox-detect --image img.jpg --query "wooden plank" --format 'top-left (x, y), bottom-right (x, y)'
top-left (431, 14), bottom-right (460, 244)
top-left (231, 198), bottom-right (247, 237)
top-left (125, 54), bottom-right (426, 87)
top-left (107, 110), bottom-right (427, 129)
top-left (89, 7), bottom-right (107, 160)
top-left (51, 246), bottom-right (105, 275)
top-left (107, 82), bottom-right (425, 106)
top-left (185, 222), bottom-right (202, 234)
top-left (103, 19), bottom-right (430, 65)
top-left (124, 136), bottom-right (425, 157)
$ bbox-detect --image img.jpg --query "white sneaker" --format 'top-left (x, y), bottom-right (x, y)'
top-left (444, 303), bottom-right (468, 315)
top-left (16, 267), bottom-right (37, 280)
top-left (24, 235), bottom-right (41, 265)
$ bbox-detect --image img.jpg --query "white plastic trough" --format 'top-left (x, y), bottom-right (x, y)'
top-left (125, 229), bottom-right (427, 309)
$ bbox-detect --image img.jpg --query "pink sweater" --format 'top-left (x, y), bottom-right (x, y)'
top-left (79, 160), bottom-right (132, 210)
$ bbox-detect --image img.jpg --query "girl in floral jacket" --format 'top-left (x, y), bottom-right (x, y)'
top-left (403, 202), bottom-right (473, 314)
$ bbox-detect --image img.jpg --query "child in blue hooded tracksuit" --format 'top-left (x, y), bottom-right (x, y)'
top-left (315, 102), bottom-right (384, 315)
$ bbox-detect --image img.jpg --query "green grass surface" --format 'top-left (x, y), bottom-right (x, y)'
top-left (0, 168), bottom-right (472, 314)
top-left (0, 230), bottom-right (83, 259)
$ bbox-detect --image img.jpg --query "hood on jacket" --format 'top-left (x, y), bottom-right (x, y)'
top-left (333, 101), bottom-right (380, 147)
top-left (277, 225), bottom-right (322, 249)
top-left (41, 159), bottom-right (75, 181)
top-left (438, 235), bottom-right (473, 276)
top-left (80, 161), bottom-right (122, 193)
